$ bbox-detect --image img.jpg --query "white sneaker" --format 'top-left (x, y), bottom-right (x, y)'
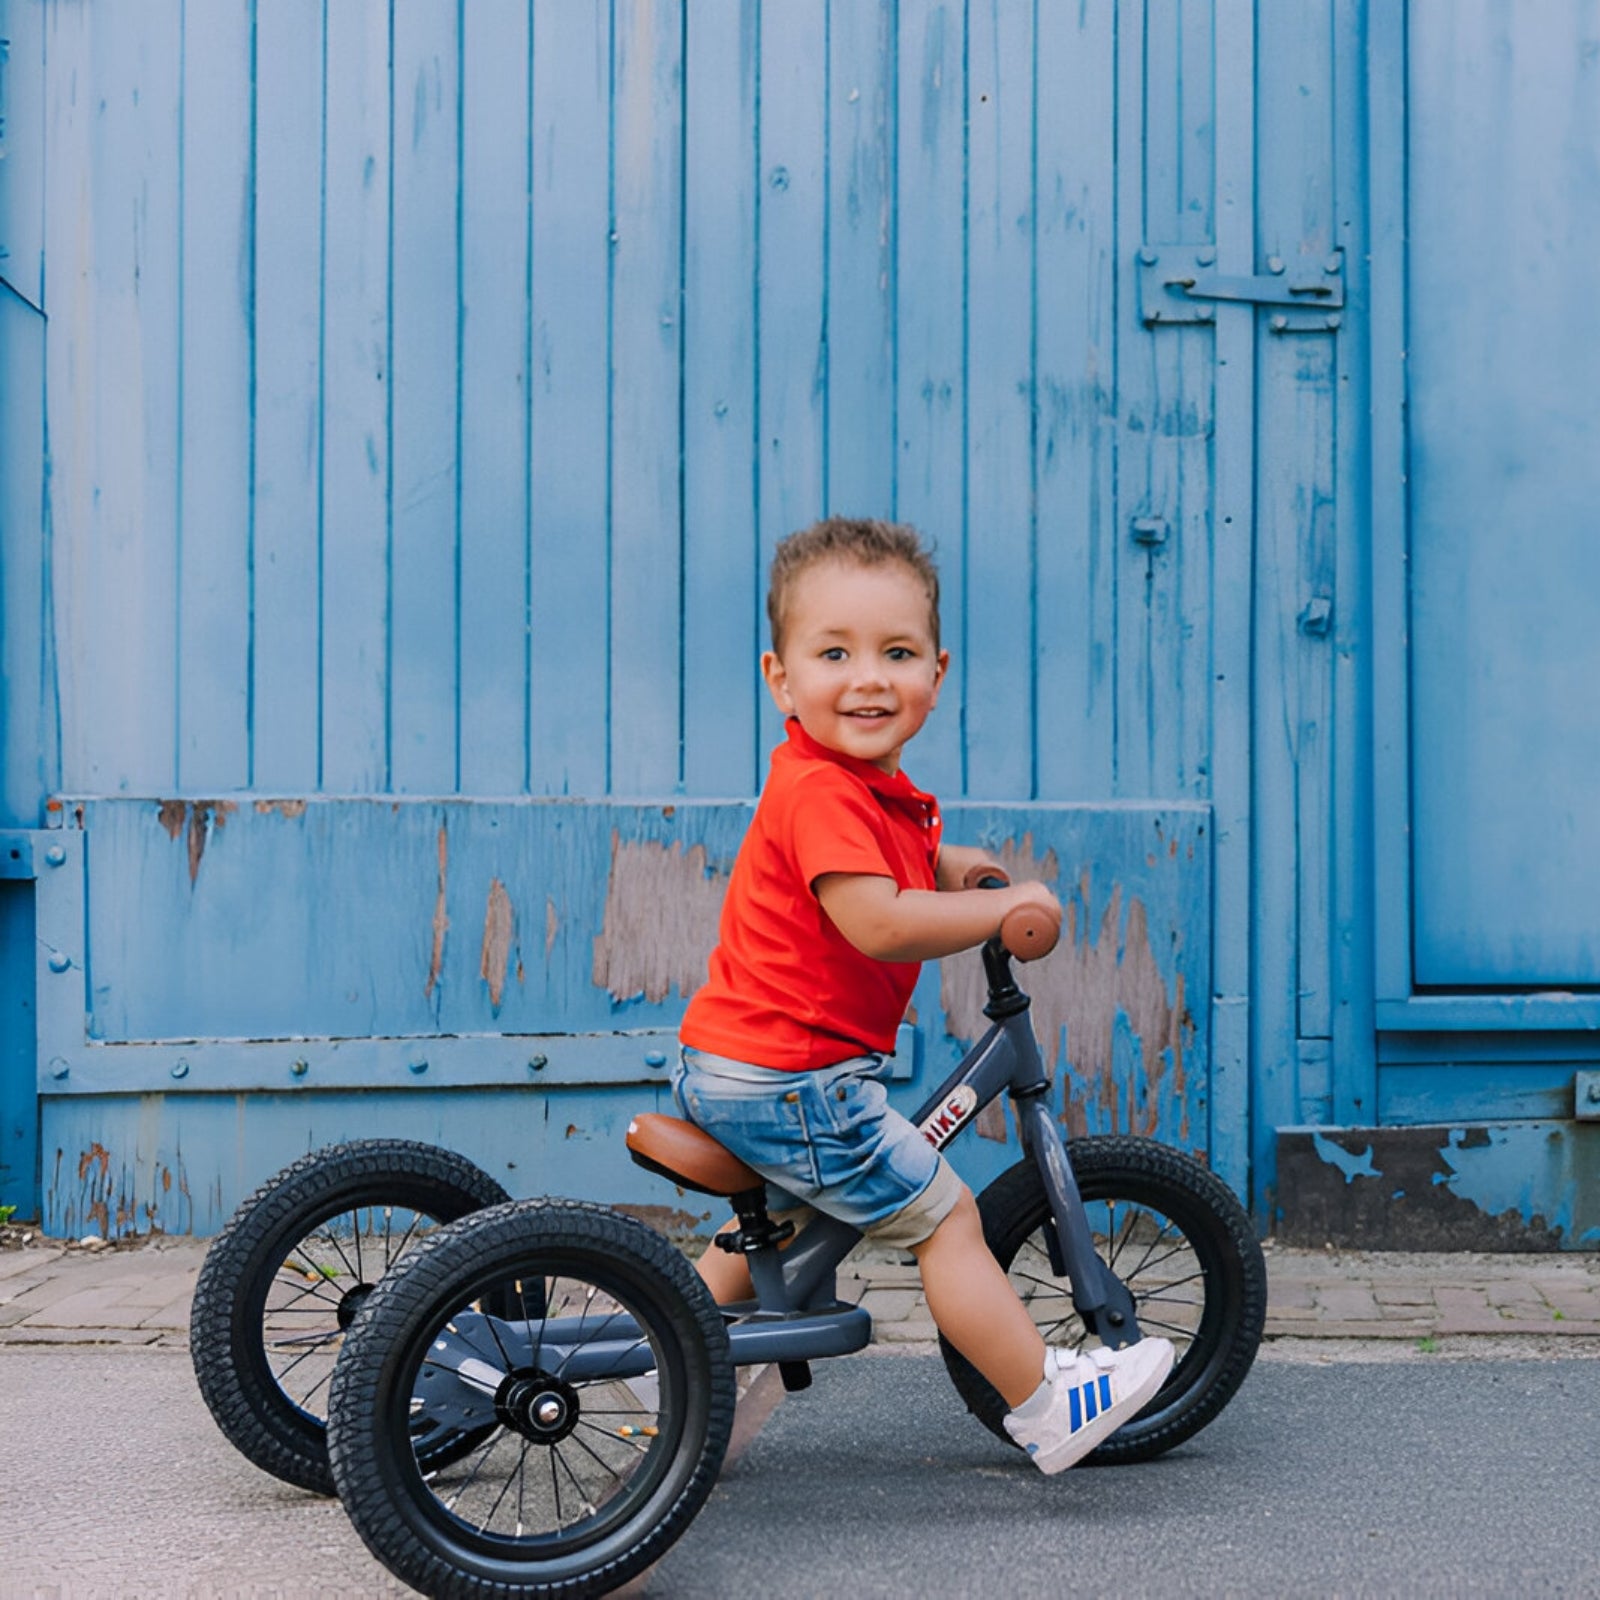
top-left (1004, 1338), bottom-right (1175, 1474)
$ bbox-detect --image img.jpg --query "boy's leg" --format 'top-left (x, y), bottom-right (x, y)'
top-left (695, 1219), bottom-right (752, 1302)
top-left (910, 1187), bottom-right (1046, 1408)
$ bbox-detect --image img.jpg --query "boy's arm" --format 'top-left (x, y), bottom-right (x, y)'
top-left (933, 843), bottom-right (1006, 893)
top-left (815, 871), bottom-right (1060, 964)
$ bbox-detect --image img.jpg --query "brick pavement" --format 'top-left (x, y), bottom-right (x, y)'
top-left (3, 1232), bottom-right (1600, 1351)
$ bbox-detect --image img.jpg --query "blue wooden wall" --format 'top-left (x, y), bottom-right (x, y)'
top-left (5, 1), bottom-right (1594, 1243)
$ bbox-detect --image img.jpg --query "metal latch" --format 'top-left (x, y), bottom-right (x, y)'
top-left (1576, 1070), bottom-right (1600, 1121)
top-left (1139, 246), bottom-right (1344, 333)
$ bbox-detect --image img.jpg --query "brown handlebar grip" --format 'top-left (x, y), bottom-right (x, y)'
top-left (999, 902), bottom-right (1061, 961)
top-left (962, 862), bottom-right (1011, 891)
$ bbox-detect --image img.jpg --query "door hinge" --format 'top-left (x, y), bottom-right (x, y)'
top-left (1139, 246), bottom-right (1344, 333)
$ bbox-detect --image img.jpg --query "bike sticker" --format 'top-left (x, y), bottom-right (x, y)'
top-left (918, 1085), bottom-right (978, 1148)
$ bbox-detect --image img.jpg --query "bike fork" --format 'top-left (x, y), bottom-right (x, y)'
top-left (1014, 1093), bottom-right (1143, 1350)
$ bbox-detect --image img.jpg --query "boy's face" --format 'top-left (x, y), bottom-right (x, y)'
top-left (762, 557), bottom-right (948, 774)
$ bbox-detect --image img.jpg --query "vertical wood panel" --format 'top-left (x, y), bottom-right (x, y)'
top-left (894, 0), bottom-right (965, 796)
top-left (320, 0), bottom-right (392, 793)
top-left (962, 0), bottom-right (1035, 798)
top-left (682, 1), bottom-right (759, 795)
top-left (176, 0), bottom-right (252, 792)
top-left (753, 0), bottom-right (827, 764)
top-left (40, 0), bottom-right (91, 796)
top-left (1257, 0), bottom-right (1337, 1074)
top-left (389, 1), bottom-right (461, 793)
top-left (528, 0), bottom-right (610, 797)
top-left (68, 1), bottom-right (183, 791)
top-left (609, 0), bottom-right (685, 794)
top-left (1117, 0), bottom-right (1214, 800)
top-left (458, 0), bottom-right (532, 796)
top-left (825, 0), bottom-right (897, 517)
top-left (1033, 0), bottom-right (1117, 800)
top-left (250, 0), bottom-right (323, 791)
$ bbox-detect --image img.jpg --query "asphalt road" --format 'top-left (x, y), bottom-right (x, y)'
top-left (3, 1347), bottom-right (1597, 1597)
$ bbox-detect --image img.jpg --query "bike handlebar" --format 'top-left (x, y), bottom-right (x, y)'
top-left (961, 863), bottom-right (1061, 961)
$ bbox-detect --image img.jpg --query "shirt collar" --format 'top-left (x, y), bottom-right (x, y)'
top-left (781, 717), bottom-right (938, 810)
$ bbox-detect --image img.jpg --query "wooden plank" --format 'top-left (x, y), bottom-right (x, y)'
top-left (682, 0), bottom-right (760, 796)
top-left (1207, 0), bottom-right (1256, 1199)
top-left (0, 0), bottom-right (46, 311)
top-left (1033, 0), bottom-right (1116, 800)
top-left (389, 0), bottom-right (461, 793)
top-left (527, 0), bottom-right (610, 797)
top-left (962, 0), bottom-right (1035, 799)
top-left (67, 0), bottom-right (183, 792)
top-left (457, 0), bottom-right (531, 796)
top-left (752, 0), bottom-right (827, 765)
top-left (824, 0), bottom-right (896, 518)
top-left (320, 0), bottom-right (393, 793)
top-left (1328, 0), bottom-right (1376, 1124)
top-left (1118, 0), bottom-right (1214, 801)
top-left (893, 0), bottom-right (965, 797)
top-left (609, 0), bottom-right (685, 794)
top-left (177, 0), bottom-right (252, 792)
top-left (250, 0), bottom-right (324, 791)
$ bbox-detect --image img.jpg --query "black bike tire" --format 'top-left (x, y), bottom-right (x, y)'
top-left (190, 1139), bottom-right (511, 1494)
top-left (327, 1197), bottom-right (736, 1600)
top-left (941, 1136), bottom-right (1266, 1464)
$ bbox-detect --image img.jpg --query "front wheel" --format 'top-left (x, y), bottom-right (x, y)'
top-left (327, 1198), bottom-right (736, 1599)
top-left (941, 1137), bottom-right (1266, 1464)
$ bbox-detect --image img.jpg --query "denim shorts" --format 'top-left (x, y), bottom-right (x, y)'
top-left (672, 1046), bottom-right (963, 1248)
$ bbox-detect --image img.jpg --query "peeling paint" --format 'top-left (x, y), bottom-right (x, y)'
top-left (480, 878), bottom-right (515, 1012)
top-left (158, 800), bottom-right (237, 883)
top-left (425, 825), bottom-right (448, 999)
top-left (939, 840), bottom-right (1194, 1142)
top-left (253, 798), bottom-right (308, 819)
top-left (546, 897), bottom-right (559, 958)
top-left (592, 833), bottom-right (726, 1005)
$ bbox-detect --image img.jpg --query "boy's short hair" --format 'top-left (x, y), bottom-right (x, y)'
top-left (767, 517), bottom-right (941, 654)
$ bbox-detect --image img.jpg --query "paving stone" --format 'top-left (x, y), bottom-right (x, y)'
top-left (18, 1284), bottom-right (161, 1329)
top-left (1267, 1281), bottom-right (1316, 1310)
top-left (0, 1325), bottom-right (162, 1346)
top-left (1312, 1287), bottom-right (1384, 1321)
top-left (858, 1287), bottom-right (922, 1321)
top-left (0, 1250), bottom-right (64, 1281)
top-left (874, 1317), bottom-right (939, 1344)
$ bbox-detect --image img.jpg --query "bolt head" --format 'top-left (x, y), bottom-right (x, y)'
top-left (45, 845), bottom-right (67, 867)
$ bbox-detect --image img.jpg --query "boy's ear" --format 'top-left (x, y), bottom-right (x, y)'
top-left (761, 650), bottom-right (795, 713)
top-left (931, 648), bottom-right (950, 701)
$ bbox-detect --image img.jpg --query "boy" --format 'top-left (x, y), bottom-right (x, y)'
top-left (676, 517), bottom-right (1173, 1473)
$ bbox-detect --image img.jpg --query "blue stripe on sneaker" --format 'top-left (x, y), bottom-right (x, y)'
top-left (1099, 1373), bottom-right (1113, 1411)
top-left (1069, 1385), bottom-right (1083, 1432)
top-left (1082, 1379), bottom-right (1098, 1422)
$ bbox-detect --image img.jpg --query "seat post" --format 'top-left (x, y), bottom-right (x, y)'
top-left (715, 1187), bottom-right (795, 1313)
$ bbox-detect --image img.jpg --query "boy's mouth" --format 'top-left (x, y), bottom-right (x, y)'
top-left (844, 708), bottom-right (892, 720)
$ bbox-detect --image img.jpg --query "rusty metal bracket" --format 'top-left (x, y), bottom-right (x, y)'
top-left (1139, 245), bottom-right (1345, 333)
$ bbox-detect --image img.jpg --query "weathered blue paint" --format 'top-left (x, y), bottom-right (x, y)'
top-left (1278, 1123), bottom-right (1600, 1251)
top-left (33, 797), bottom-right (1206, 1234)
top-left (5, 1), bottom-right (1599, 1243)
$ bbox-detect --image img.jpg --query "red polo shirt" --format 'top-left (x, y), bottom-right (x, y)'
top-left (680, 719), bottom-right (942, 1071)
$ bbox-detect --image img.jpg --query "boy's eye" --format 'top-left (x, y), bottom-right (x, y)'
top-left (821, 647), bottom-right (847, 662)
top-left (886, 646), bottom-right (915, 662)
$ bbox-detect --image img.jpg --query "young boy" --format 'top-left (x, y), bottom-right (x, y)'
top-left (676, 517), bottom-right (1173, 1473)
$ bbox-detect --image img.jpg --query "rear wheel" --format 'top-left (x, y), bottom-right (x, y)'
top-left (327, 1199), bottom-right (735, 1599)
top-left (941, 1136), bottom-right (1266, 1463)
top-left (190, 1139), bottom-right (511, 1493)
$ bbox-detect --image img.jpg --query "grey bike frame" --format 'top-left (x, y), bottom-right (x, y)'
top-left (739, 940), bottom-right (1142, 1350)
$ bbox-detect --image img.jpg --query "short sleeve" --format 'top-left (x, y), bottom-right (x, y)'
top-left (787, 768), bottom-right (897, 889)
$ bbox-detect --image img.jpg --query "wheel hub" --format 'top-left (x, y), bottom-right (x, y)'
top-left (496, 1370), bottom-right (581, 1444)
top-left (336, 1282), bottom-right (376, 1330)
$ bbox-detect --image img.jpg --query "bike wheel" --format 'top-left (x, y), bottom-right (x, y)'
top-left (190, 1139), bottom-right (511, 1494)
top-left (328, 1198), bottom-right (735, 1600)
top-left (941, 1136), bottom-right (1266, 1464)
